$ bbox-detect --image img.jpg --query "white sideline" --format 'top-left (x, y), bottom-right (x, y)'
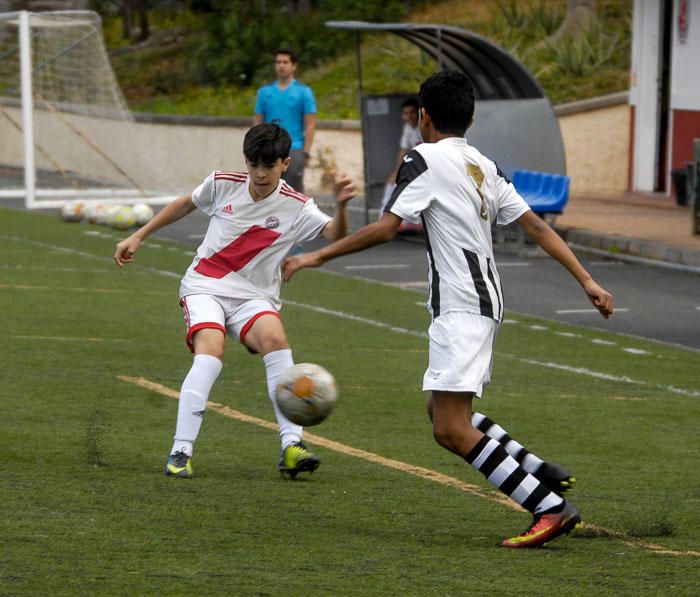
top-left (2, 232), bottom-right (698, 399)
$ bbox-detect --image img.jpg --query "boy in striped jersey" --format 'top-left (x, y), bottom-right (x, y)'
top-left (284, 71), bottom-right (613, 548)
top-left (114, 123), bottom-right (356, 480)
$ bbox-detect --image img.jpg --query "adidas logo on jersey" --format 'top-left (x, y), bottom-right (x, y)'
top-left (222, 204), bottom-right (233, 215)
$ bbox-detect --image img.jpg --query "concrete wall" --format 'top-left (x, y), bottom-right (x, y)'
top-left (556, 98), bottom-right (630, 197)
top-left (0, 96), bottom-right (629, 199)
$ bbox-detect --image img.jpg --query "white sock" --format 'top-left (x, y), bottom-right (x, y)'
top-left (171, 354), bottom-right (223, 457)
top-left (263, 348), bottom-right (303, 449)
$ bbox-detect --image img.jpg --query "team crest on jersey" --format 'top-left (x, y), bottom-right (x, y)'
top-left (466, 163), bottom-right (488, 220)
top-left (265, 216), bottom-right (280, 229)
top-left (222, 204), bottom-right (233, 215)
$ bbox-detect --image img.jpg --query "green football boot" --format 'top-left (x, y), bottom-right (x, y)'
top-left (165, 450), bottom-right (193, 479)
top-left (278, 441), bottom-right (320, 479)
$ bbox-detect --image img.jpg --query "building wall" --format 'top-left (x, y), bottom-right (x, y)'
top-left (0, 101), bottom-right (630, 199)
top-left (629, 0), bottom-right (700, 192)
top-left (669, 0), bottom-right (700, 171)
top-left (558, 103), bottom-right (630, 197)
top-left (629, 0), bottom-right (663, 192)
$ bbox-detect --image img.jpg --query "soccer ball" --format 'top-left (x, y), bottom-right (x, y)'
top-left (107, 205), bottom-right (136, 230)
top-left (85, 204), bottom-right (109, 225)
top-left (275, 363), bottom-right (338, 427)
top-left (132, 203), bottom-right (154, 226)
top-left (60, 201), bottom-right (85, 222)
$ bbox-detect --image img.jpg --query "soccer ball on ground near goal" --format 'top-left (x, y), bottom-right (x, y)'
top-left (275, 363), bottom-right (338, 427)
top-left (60, 201), bottom-right (85, 222)
top-left (132, 203), bottom-right (154, 226)
top-left (107, 205), bottom-right (136, 230)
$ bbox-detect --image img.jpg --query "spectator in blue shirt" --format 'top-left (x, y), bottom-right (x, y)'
top-left (254, 48), bottom-right (317, 193)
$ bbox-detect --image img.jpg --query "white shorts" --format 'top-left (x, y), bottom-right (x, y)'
top-left (422, 312), bottom-right (498, 396)
top-left (179, 294), bottom-right (280, 353)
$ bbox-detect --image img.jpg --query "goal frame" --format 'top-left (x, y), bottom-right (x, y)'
top-left (0, 10), bottom-right (175, 208)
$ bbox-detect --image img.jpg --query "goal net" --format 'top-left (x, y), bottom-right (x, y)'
top-left (0, 10), bottom-right (177, 207)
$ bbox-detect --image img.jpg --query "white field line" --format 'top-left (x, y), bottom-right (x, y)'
top-left (4, 233), bottom-right (698, 397)
top-left (499, 354), bottom-right (700, 397)
top-left (119, 374), bottom-right (700, 558)
top-left (0, 234), bottom-right (181, 278)
top-left (285, 302), bottom-right (700, 398)
top-left (344, 264), bottom-right (411, 270)
top-left (556, 308), bottom-right (629, 314)
top-left (284, 300), bottom-right (426, 338)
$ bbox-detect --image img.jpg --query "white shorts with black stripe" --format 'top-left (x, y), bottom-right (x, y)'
top-left (422, 311), bottom-right (497, 396)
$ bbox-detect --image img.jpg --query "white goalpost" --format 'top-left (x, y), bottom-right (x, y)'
top-left (0, 10), bottom-right (177, 208)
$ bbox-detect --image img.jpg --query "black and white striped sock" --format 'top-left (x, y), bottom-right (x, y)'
top-left (472, 412), bottom-right (544, 475)
top-left (465, 436), bottom-right (563, 515)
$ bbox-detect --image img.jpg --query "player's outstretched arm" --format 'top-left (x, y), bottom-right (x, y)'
top-left (113, 194), bottom-right (196, 267)
top-left (284, 212), bottom-right (402, 281)
top-left (321, 171), bottom-right (357, 241)
top-left (517, 210), bottom-right (613, 319)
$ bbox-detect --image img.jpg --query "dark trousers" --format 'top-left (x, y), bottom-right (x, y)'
top-left (282, 149), bottom-right (307, 193)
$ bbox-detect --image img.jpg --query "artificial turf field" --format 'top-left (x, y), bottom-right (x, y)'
top-left (1, 205), bottom-right (699, 595)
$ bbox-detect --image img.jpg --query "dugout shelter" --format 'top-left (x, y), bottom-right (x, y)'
top-left (326, 21), bottom-right (566, 220)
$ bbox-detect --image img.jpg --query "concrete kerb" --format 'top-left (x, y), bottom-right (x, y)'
top-left (555, 224), bottom-right (700, 271)
top-left (318, 194), bottom-right (700, 270)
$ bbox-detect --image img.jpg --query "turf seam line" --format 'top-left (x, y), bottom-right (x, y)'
top-left (119, 375), bottom-right (700, 558)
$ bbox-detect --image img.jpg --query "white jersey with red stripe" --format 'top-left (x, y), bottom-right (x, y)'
top-left (179, 171), bottom-right (332, 308)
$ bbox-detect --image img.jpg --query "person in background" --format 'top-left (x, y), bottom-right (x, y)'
top-left (254, 47), bottom-right (316, 193)
top-left (380, 98), bottom-right (422, 233)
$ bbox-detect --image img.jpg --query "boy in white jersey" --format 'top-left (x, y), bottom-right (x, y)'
top-left (284, 71), bottom-right (614, 548)
top-left (114, 123), bottom-right (356, 479)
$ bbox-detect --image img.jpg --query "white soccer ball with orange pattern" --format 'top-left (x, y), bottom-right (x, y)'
top-left (275, 363), bottom-right (338, 427)
top-left (60, 201), bottom-right (85, 222)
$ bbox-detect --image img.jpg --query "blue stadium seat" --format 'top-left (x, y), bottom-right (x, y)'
top-left (511, 169), bottom-right (570, 216)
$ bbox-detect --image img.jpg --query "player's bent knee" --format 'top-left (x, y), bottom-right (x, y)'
top-left (432, 421), bottom-right (469, 455)
top-left (259, 332), bottom-right (290, 354)
top-left (432, 424), bottom-right (454, 450)
top-left (192, 328), bottom-right (226, 360)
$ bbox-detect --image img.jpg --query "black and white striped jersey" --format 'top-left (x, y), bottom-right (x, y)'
top-left (385, 136), bottom-right (530, 322)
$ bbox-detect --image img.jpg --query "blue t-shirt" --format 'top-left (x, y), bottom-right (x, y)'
top-left (254, 80), bottom-right (317, 150)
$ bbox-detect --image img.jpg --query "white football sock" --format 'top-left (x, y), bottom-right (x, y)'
top-left (263, 348), bottom-right (303, 449)
top-left (171, 354), bottom-right (223, 457)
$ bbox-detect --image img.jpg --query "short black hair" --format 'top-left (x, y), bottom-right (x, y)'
top-left (401, 98), bottom-right (419, 111)
top-left (243, 123), bottom-right (291, 165)
top-left (419, 70), bottom-right (475, 136)
top-left (275, 47), bottom-right (297, 64)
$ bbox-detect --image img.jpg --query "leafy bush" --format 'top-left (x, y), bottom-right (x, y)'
top-left (190, 0), bottom-right (429, 87)
top-left (552, 19), bottom-right (623, 77)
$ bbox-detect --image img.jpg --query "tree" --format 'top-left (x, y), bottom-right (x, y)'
top-left (98, 0), bottom-right (169, 42)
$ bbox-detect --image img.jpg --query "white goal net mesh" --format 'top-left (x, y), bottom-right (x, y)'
top-left (0, 10), bottom-right (177, 205)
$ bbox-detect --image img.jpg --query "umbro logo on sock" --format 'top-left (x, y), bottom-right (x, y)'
top-left (222, 204), bottom-right (233, 215)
